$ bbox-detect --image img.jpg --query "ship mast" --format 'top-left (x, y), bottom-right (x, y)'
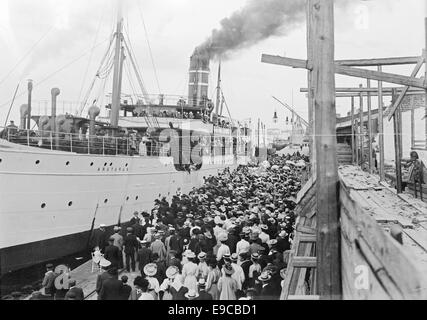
top-left (110, 0), bottom-right (125, 129)
top-left (215, 60), bottom-right (222, 117)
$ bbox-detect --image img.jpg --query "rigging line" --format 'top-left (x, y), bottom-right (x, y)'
top-left (77, 5), bottom-right (108, 105)
top-left (0, 26), bottom-right (54, 87)
top-left (77, 32), bottom-right (115, 117)
top-left (123, 27), bottom-right (145, 89)
top-left (3, 83), bottom-right (20, 127)
top-left (221, 89), bottom-right (233, 123)
top-left (135, 0), bottom-right (161, 93)
top-left (0, 37), bottom-right (110, 110)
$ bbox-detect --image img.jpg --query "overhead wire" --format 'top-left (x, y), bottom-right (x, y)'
top-left (0, 37), bottom-right (111, 110)
top-left (0, 26), bottom-right (54, 87)
top-left (135, 0), bottom-right (161, 94)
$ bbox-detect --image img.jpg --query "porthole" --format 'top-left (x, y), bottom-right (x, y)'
top-left (68, 201), bottom-right (73, 207)
top-left (90, 162), bottom-right (94, 167)
top-left (41, 203), bottom-right (46, 209)
top-left (104, 199), bottom-right (108, 204)
top-left (35, 160), bottom-right (40, 165)
top-left (125, 163), bottom-right (128, 167)
top-left (135, 196), bottom-right (139, 200)
top-left (0, 159), bottom-right (2, 163)
top-left (110, 163), bottom-right (113, 166)
top-left (66, 161), bottom-right (70, 166)
top-left (104, 163), bottom-right (107, 166)
top-left (126, 196), bottom-right (129, 201)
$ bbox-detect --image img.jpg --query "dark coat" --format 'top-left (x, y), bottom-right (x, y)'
top-left (104, 245), bottom-right (121, 268)
top-left (64, 287), bottom-right (84, 300)
top-left (92, 229), bottom-right (109, 251)
top-left (137, 247), bottom-right (152, 271)
top-left (98, 278), bottom-right (124, 300)
top-left (96, 271), bottom-right (114, 294)
top-left (120, 284), bottom-right (132, 300)
top-left (196, 290), bottom-right (213, 300)
top-left (123, 234), bottom-right (139, 254)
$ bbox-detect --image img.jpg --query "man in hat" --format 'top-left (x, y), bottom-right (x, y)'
top-left (64, 279), bottom-right (84, 300)
top-left (259, 225), bottom-right (270, 244)
top-left (130, 211), bottom-right (141, 226)
top-left (150, 233), bottom-right (167, 262)
top-left (230, 253), bottom-right (245, 292)
top-left (196, 252), bottom-right (209, 280)
top-left (104, 237), bottom-right (122, 269)
top-left (249, 233), bottom-right (264, 256)
top-left (123, 227), bottom-right (139, 272)
top-left (216, 232), bottom-right (230, 264)
top-left (92, 223), bottom-right (109, 253)
top-left (257, 272), bottom-right (276, 300)
top-left (110, 226), bottom-right (124, 268)
top-left (167, 250), bottom-right (181, 271)
top-left (195, 279), bottom-right (212, 300)
top-left (277, 230), bottom-right (291, 253)
top-left (236, 230), bottom-right (250, 258)
top-left (41, 263), bottom-right (58, 297)
top-left (137, 240), bottom-right (152, 275)
top-left (152, 253), bottom-right (166, 285)
top-left (95, 259), bottom-right (114, 298)
top-left (218, 264), bottom-right (237, 300)
top-left (98, 267), bottom-right (123, 300)
top-left (239, 252), bottom-right (252, 290)
top-left (248, 253), bottom-right (262, 288)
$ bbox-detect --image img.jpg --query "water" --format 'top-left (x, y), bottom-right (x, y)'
top-left (0, 251), bottom-right (91, 299)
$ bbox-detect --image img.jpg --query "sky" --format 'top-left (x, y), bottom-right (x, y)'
top-left (0, 0), bottom-right (425, 129)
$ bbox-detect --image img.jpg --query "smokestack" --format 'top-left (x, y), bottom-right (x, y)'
top-left (27, 80), bottom-right (33, 130)
top-left (188, 49), bottom-right (210, 108)
top-left (51, 88), bottom-right (60, 133)
top-left (20, 104), bottom-right (28, 129)
top-left (88, 105), bottom-right (101, 136)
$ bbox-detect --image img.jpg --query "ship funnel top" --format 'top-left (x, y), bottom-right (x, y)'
top-left (88, 105), bottom-right (101, 118)
top-left (51, 88), bottom-right (60, 97)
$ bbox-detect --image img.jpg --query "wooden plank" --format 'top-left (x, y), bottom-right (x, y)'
top-left (386, 57), bottom-right (425, 120)
top-left (335, 65), bottom-right (426, 89)
top-left (296, 177), bottom-right (315, 203)
top-left (293, 257), bottom-right (317, 268)
top-left (334, 91), bottom-right (425, 98)
top-left (378, 65), bottom-right (385, 181)
top-left (297, 225), bottom-right (316, 235)
top-left (261, 55), bottom-right (427, 88)
top-left (340, 184), bottom-right (427, 299)
top-left (351, 97), bottom-right (356, 164)
top-left (299, 234), bottom-right (317, 243)
top-left (336, 56), bottom-right (421, 67)
top-left (301, 87), bottom-right (422, 93)
top-left (403, 229), bottom-right (427, 254)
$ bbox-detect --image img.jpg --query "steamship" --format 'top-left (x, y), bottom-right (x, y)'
top-left (0, 8), bottom-right (253, 275)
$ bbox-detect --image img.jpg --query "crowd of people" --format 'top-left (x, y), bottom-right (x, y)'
top-left (38, 153), bottom-right (309, 300)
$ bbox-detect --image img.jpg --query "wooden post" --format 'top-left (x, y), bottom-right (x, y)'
top-left (312, 0), bottom-right (341, 300)
top-left (411, 108), bottom-right (415, 149)
top-left (351, 96), bottom-right (355, 164)
top-left (425, 14), bottom-right (427, 151)
top-left (307, 0), bottom-right (316, 177)
top-left (378, 66), bottom-right (385, 181)
top-left (392, 89), bottom-right (403, 193)
top-left (359, 84), bottom-right (364, 166)
top-left (367, 79), bottom-right (373, 173)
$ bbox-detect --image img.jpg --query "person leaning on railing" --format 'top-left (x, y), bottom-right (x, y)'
top-left (404, 151), bottom-right (425, 200)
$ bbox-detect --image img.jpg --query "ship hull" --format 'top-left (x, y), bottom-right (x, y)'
top-left (0, 139), bottom-right (249, 274)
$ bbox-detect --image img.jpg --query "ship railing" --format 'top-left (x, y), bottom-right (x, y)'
top-left (0, 126), bottom-right (170, 158)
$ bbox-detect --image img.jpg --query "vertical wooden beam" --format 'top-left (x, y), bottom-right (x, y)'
top-left (378, 66), bottom-right (385, 181)
top-left (411, 108), bottom-right (415, 149)
top-left (351, 96), bottom-right (355, 163)
top-left (392, 89), bottom-right (403, 193)
top-left (359, 84), bottom-right (364, 166)
top-left (367, 79), bottom-right (373, 173)
top-left (425, 14), bottom-right (427, 151)
top-left (307, 0), bottom-right (317, 177)
top-left (313, 0), bottom-right (341, 300)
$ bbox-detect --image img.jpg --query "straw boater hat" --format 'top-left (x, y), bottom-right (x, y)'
top-left (186, 251), bottom-right (196, 259)
top-left (258, 271), bottom-right (272, 282)
top-left (198, 278), bottom-right (206, 288)
top-left (184, 289), bottom-right (199, 299)
top-left (99, 258), bottom-right (111, 268)
top-left (166, 266), bottom-right (179, 279)
top-left (251, 253), bottom-right (260, 260)
top-left (198, 252), bottom-right (207, 260)
top-left (143, 263), bottom-right (157, 277)
top-left (231, 253), bottom-right (238, 262)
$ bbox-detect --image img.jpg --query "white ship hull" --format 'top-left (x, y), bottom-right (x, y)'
top-left (0, 139), bottom-right (249, 274)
